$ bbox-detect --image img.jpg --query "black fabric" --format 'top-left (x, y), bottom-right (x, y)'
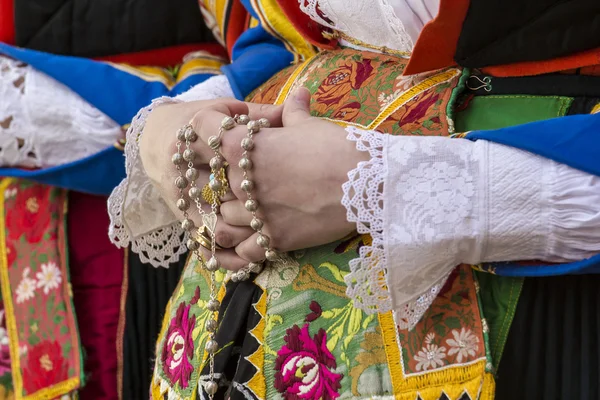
top-left (496, 275), bottom-right (600, 400)
top-left (122, 251), bottom-right (188, 400)
top-left (14, 0), bottom-right (216, 57)
top-left (456, 0), bottom-right (600, 68)
top-left (568, 97), bottom-right (600, 115)
top-left (464, 73), bottom-right (600, 98)
top-left (196, 280), bottom-right (264, 400)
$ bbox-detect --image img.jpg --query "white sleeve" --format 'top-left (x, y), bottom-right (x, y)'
top-left (0, 56), bottom-right (123, 168)
top-left (341, 126), bottom-right (600, 329)
top-left (107, 75), bottom-right (234, 268)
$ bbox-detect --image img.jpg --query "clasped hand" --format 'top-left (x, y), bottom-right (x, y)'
top-left (140, 88), bottom-right (368, 271)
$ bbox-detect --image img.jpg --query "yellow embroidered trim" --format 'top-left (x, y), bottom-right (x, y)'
top-left (378, 311), bottom-right (495, 400)
top-left (245, 289), bottom-right (267, 399)
top-left (106, 63), bottom-right (174, 86)
top-left (367, 69), bottom-right (462, 130)
top-left (0, 179), bottom-right (81, 400)
top-left (251, 0), bottom-right (317, 63)
top-left (338, 32), bottom-right (411, 58)
top-left (592, 103), bottom-right (600, 114)
top-left (273, 57), bottom-right (314, 105)
top-left (178, 58), bottom-right (225, 83)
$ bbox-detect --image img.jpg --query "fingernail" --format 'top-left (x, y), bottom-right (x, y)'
top-left (293, 87), bottom-right (310, 104)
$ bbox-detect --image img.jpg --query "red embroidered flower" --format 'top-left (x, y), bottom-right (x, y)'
top-left (5, 241), bottom-right (16, 268)
top-left (161, 302), bottom-right (196, 389)
top-left (22, 340), bottom-right (68, 394)
top-left (316, 59), bottom-right (374, 106)
top-left (332, 101), bottom-right (361, 120)
top-left (6, 186), bottom-right (51, 244)
top-left (274, 324), bottom-right (342, 399)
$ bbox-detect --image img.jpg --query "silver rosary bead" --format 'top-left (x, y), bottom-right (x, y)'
top-left (176, 128), bottom-right (187, 141)
top-left (184, 128), bottom-right (197, 142)
top-left (189, 186), bottom-right (202, 200)
top-left (234, 269), bottom-right (250, 282)
top-left (265, 250), bottom-right (279, 261)
top-left (181, 218), bottom-right (195, 231)
top-left (186, 238), bottom-right (200, 251)
top-left (245, 199), bottom-right (258, 212)
top-left (240, 179), bottom-right (254, 192)
top-left (258, 118), bottom-right (270, 128)
top-left (185, 168), bottom-right (199, 181)
top-left (237, 114), bottom-right (250, 125)
top-left (205, 339), bottom-right (219, 354)
top-left (183, 149), bottom-right (196, 162)
top-left (177, 198), bottom-right (190, 211)
top-left (239, 157), bottom-right (252, 170)
top-left (208, 135), bottom-right (221, 150)
top-left (205, 318), bottom-right (218, 332)
top-left (221, 116), bottom-right (236, 130)
top-left (248, 262), bottom-right (263, 274)
top-left (241, 138), bottom-right (254, 151)
top-left (247, 120), bottom-right (261, 133)
top-left (207, 299), bottom-right (220, 312)
top-left (175, 176), bottom-right (188, 189)
top-left (205, 381), bottom-right (218, 395)
top-left (209, 156), bottom-right (224, 170)
top-left (205, 256), bottom-right (220, 272)
top-left (172, 153), bottom-right (184, 165)
top-left (250, 217), bottom-right (263, 231)
top-left (257, 234), bottom-right (270, 249)
top-left (209, 179), bottom-right (223, 192)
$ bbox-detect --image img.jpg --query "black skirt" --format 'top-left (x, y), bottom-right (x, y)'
top-left (496, 274), bottom-right (600, 400)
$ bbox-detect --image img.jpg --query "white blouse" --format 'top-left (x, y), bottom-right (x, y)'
top-left (104, 0), bottom-right (600, 330)
top-left (0, 56), bottom-right (122, 168)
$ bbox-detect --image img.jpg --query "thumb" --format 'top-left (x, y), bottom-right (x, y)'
top-left (282, 87), bottom-right (312, 126)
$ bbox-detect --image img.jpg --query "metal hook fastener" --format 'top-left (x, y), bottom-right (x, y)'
top-left (466, 75), bottom-right (492, 92)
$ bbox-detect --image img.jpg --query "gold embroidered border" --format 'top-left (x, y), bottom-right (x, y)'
top-left (0, 179), bottom-right (81, 400)
top-left (378, 311), bottom-right (495, 400)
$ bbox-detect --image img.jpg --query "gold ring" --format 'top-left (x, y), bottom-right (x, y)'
top-left (195, 226), bottom-right (224, 251)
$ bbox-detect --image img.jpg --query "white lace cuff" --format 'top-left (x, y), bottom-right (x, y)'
top-left (107, 75), bottom-right (234, 268)
top-left (342, 127), bottom-right (600, 329)
top-left (0, 56), bottom-right (123, 168)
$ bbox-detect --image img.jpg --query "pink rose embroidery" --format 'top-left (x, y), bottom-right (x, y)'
top-left (161, 303), bottom-right (196, 389)
top-left (274, 324), bottom-right (343, 399)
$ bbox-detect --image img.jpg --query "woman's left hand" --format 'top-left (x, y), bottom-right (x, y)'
top-left (192, 88), bottom-right (369, 267)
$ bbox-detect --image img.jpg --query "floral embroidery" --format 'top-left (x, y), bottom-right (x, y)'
top-left (161, 302), bottom-right (196, 389)
top-left (15, 267), bottom-right (36, 304)
top-left (305, 301), bottom-right (323, 322)
top-left (6, 186), bottom-right (51, 244)
top-left (315, 58), bottom-right (374, 106)
top-left (446, 328), bottom-right (479, 363)
top-left (274, 324), bottom-right (343, 399)
top-left (5, 242), bottom-right (16, 269)
top-left (400, 161), bottom-right (474, 225)
top-left (22, 340), bottom-right (68, 394)
top-left (35, 262), bottom-right (62, 295)
top-left (414, 343), bottom-right (447, 371)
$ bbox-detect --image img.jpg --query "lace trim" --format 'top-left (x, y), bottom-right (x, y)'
top-left (0, 56), bottom-right (122, 168)
top-left (107, 97), bottom-right (189, 267)
top-left (107, 75), bottom-right (234, 268)
top-left (298, 0), bottom-right (413, 53)
top-left (342, 127), bottom-right (447, 329)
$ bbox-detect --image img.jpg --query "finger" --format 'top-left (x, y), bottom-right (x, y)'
top-left (189, 102), bottom-right (248, 163)
top-left (213, 215), bottom-right (255, 249)
top-left (220, 200), bottom-right (253, 226)
top-left (191, 106), bottom-right (248, 165)
top-left (246, 102), bottom-right (284, 127)
top-left (197, 247), bottom-right (247, 272)
top-left (282, 87), bottom-right (312, 126)
top-left (235, 233), bottom-right (267, 263)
